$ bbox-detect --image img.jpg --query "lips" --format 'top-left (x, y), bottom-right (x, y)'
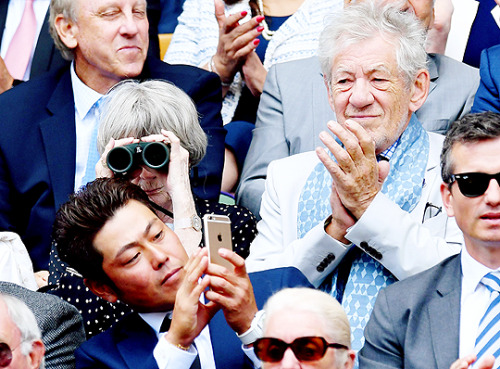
top-left (480, 213), bottom-right (500, 220)
top-left (161, 267), bottom-right (181, 285)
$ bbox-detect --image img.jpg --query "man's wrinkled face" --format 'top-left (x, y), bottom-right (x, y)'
top-left (327, 35), bottom-right (413, 154)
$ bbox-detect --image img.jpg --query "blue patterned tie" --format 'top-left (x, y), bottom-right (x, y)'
top-left (81, 98), bottom-right (102, 185)
top-left (474, 272), bottom-right (500, 369)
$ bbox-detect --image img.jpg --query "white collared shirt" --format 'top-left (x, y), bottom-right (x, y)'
top-left (70, 63), bottom-right (102, 190)
top-left (459, 247), bottom-right (500, 357)
top-left (0, 0), bottom-right (50, 80)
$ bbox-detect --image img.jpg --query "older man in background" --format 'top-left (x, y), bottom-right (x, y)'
top-left (245, 0), bottom-right (462, 353)
top-left (238, 0), bottom-right (479, 219)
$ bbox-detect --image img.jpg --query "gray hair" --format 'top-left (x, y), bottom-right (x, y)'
top-left (318, 0), bottom-right (428, 87)
top-left (97, 79), bottom-right (207, 168)
top-left (1, 294), bottom-right (45, 369)
top-left (49, 0), bottom-right (77, 61)
top-left (441, 112), bottom-right (500, 184)
top-left (263, 288), bottom-right (351, 367)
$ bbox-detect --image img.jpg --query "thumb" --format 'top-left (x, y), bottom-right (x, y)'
top-left (214, 0), bottom-right (226, 28)
top-left (377, 160), bottom-right (390, 184)
top-left (478, 355), bottom-right (496, 369)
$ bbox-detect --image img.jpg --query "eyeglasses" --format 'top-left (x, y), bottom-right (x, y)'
top-left (448, 172), bottom-right (500, 198)
top-left (0, 342), bottom-right (21, 368)
top-left (253, 336), bottom-right (348, 363)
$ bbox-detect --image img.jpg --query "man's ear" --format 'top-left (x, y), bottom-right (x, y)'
top-left (84, 278), bottom-right (119, 303)
top-left (324, 75), bottom-right (336, 113)
top-left (27, 340), bottom-right (45, 369)
top-left (408, 68), bottom-right (430, 113)
top-left (440, 182), bottom-right (455, 217)
top-left (54, 14), bottom-right (78, 49)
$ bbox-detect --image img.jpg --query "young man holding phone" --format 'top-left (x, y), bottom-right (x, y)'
top-left (53, 178), bottom-right (311, 369)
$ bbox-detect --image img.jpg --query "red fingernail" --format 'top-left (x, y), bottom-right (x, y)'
top-left (256, 15), bottom-right (265, 22)
top-left (241, 11), bottom-right (247, 16)
top-left (253, 39), bottom-right (260, 46)
top-left (257, 26), bottom-right (264, 32)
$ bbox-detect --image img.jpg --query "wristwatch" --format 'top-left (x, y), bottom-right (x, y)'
top-left (237, 310), bottom-right (265, 346)
top-left (174, 214), bottom-right (202, 231)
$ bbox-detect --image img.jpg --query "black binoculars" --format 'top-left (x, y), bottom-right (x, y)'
top-left (106, 142), bottom-right (170, 175)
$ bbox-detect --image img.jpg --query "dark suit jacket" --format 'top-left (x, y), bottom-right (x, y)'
top-left (472, 45), bottom-right (500, 114)
top-left (74, 267), bottom-right (312, 369)
top-left (0, 58), bottom-right (224, 270)
top-left (0, 281), bottom-right (86, 369)
top-left (358, 254), bottom-right (461, 369)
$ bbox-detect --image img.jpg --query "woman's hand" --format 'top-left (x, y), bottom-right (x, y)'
top-left (212, 0), bottom-right (264, 84)
top-left (95, 137), bottom-right (139, 179)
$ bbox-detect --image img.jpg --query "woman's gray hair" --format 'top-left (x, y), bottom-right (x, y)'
top-left (318, 0), bottom-right (428, 88)
top-left (98, 79), bottom-right (207, 168)
top-left (1, 294), bottom-right (45, 369)
top-left (263, 288), bottom-right (351, 367)
top-left (49, 0), bottom-right (77, 61)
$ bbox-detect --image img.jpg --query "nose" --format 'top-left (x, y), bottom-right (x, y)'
top-left (138, 166), bottom-right (156, 180)
top-left (277, 348), bottom-right (302, 369)
top-left (485, 178), bottom-right (500, 206)
top-left (147, 243), bottom-right (169, 270)
top-left (348, 78), bottom-right (374, 108)
top-left (119, 10), bottom-right (140, 37)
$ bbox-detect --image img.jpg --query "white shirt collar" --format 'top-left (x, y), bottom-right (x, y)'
top-left (138, 311), bottom-right (173, 336)
top-left (461, 246), bottom-right (500, 296)
top-left (70, 62), bottom-right (102, 120)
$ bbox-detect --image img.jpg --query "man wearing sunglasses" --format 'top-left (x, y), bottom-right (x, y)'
top-left (254, 288), bottom-right (356, 369)
top-left (359, 112), bottom-right (500, 369)
top-left (0, 293), bottom-right (45, 369)
top-left (53, 178), bottom-right (311, 369)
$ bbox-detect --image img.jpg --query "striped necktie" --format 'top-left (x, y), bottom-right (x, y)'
top-left (474, 272), bottom-right (500, 368)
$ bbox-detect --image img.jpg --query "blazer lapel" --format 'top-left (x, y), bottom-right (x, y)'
top-left (427, 255), bottom-right (462, 369)
top-left (31, 10), bottom-right (53, 77)
top-left (427, 54), bottom-right (438, 96)
top-left (115, 314), bottom-right (159, 369)
top-left (39, 70), bottom-right (77, 210)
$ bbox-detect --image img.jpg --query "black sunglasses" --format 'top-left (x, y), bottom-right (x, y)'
top-left (0, 342), bottom-right (15, 368)
top-left (253, 336), bottom-right (348, 363)
top-left (448, 172), bottom-right (500, 198)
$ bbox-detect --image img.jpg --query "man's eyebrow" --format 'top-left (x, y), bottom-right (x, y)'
top-left (114, 218), bottom-right (157, 259)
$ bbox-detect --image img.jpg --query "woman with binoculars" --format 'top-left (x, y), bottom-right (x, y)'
top-left (47, 79), bottom-right (257, 338)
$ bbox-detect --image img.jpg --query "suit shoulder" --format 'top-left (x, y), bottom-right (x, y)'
top-left (484, 44), bottom-right (500, 58)
top-left (430, 53), bottom-right (479, 79)
top-left (268, 151), bottom-right (319, 176)
top-left (383, 254), bottom-right (460, 298)
top-left (272, 56), bottom-right (321, 81)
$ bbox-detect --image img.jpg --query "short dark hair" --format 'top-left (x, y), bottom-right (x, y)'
top-left (441, 112), bottom-right (500, 183)
top-left (53, 178), bottom-right (153, 283)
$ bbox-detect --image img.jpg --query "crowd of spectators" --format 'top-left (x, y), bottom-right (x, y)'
top-left (2, 0), bottom-right (500, 368)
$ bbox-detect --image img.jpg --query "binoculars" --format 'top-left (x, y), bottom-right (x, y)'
top-left (106, 142), bottom-right (170, 175)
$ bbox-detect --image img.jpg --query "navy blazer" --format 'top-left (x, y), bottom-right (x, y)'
top-left (74, 267), bottom-right (313, 369)
top-left (472, 44), bottom-right (500, 114)
top-left (0, 58), bottom-right (224, 270)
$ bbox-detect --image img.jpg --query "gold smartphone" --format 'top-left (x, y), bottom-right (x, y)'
top-left (203, 214), bottom-right (234, 271)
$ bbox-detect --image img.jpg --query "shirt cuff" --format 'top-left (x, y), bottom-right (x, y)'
top-left (242, 343), bottom-right (262, 368)
top-left (154, 333), bottom-right (198, 369)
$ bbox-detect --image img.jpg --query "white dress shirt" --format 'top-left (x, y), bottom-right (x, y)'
top-left (459, 247), bottom-right (500, 357)
top-left (70, 63), bottom-right (102, 190)
top-left (0, 0), bottom-right (50, 80)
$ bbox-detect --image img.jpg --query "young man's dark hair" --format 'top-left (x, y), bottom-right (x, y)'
top-left (53, 178), bottom-right (153, 283)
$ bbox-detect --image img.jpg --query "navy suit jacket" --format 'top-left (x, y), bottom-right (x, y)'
top-left (74, 267), bottom-right (313, 369)
top-left (358, 254), bottom-right (461, 369)
top-left (0, 58), bottom-right (224, 270)
top-left (472, 44), bottom-right (500, 114)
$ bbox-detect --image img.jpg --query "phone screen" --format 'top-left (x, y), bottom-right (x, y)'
top-left (203, 214), bottom-right (234, 271)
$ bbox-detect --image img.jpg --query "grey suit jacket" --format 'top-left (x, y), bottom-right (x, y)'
top-left (237, 54), bottom-right (479, 218)
top-left (358, 254), bottom-right (461, 369)
top-left (0, 282), bottom-right (86, 369)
